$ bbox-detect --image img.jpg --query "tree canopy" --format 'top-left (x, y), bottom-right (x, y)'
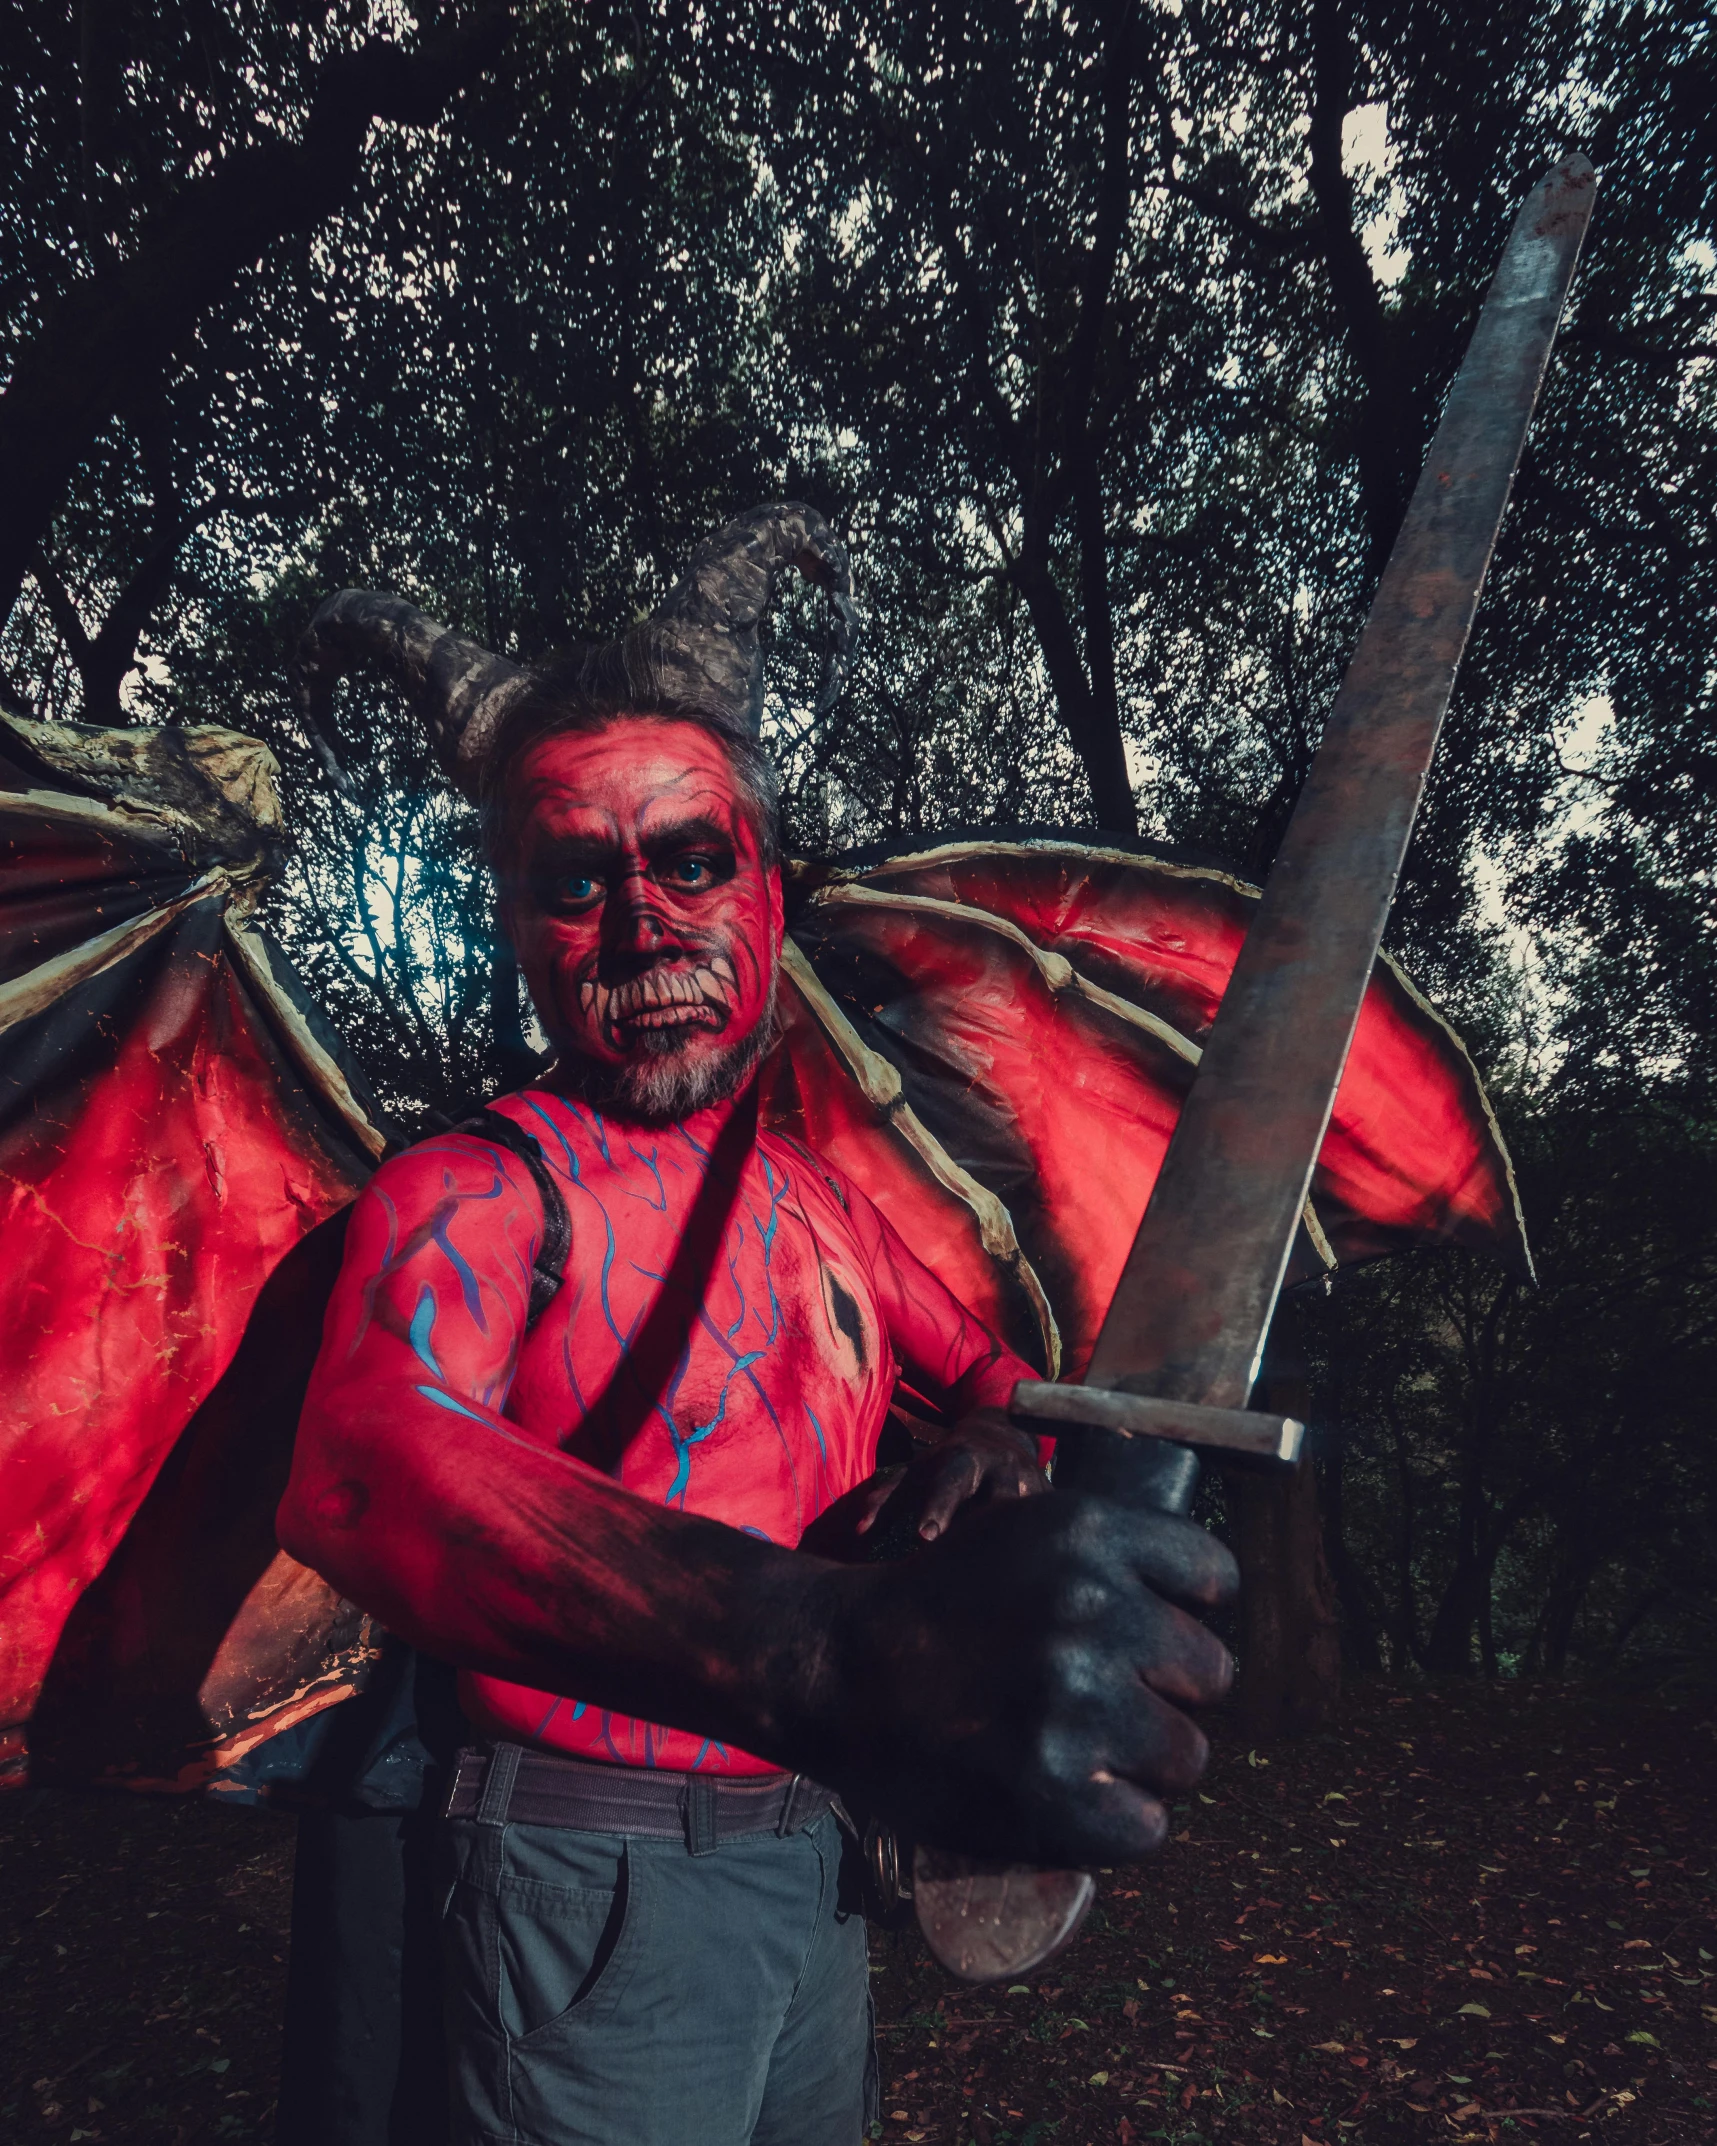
top-left (3, 0), bottom-right (1714, 1690)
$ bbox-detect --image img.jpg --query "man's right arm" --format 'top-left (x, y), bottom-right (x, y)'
top-left (280, 1136), bottom-right (1236, 1866)
top-left (278, 1134), bottom-right (819, 1761)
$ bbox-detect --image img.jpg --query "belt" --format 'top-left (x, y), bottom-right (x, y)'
top-left (444, 1742), bottom-right (841, 1854)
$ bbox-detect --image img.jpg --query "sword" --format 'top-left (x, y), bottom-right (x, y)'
top-left (913, 153), bottom-right (1596, 1982)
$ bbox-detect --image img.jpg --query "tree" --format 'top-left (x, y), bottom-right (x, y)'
top-left (4, 0), bottom-right (1715, 1689)
top-left (1, 6), bottom-right (508, 714)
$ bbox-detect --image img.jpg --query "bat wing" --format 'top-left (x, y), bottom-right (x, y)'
top-left (772, 831), bottom-right (1530, 1383)
top-left (0, 711), bottom-right (392, 1792)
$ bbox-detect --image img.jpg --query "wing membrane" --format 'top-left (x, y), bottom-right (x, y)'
top-left (0, 719), bottom-right (390, 1791)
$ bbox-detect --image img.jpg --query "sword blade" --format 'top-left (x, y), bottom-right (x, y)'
top-left (917, 157), bottom-right (1597, 1988)
top-left (1083, 153), bottom-right (1595, 1408)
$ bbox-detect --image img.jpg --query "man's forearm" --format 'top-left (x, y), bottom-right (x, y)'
top-left (279, 1382), bottom-right (849, 1769)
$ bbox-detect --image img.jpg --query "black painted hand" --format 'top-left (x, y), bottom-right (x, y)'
top-left (797, 1492), bottom-right (1236, 1867)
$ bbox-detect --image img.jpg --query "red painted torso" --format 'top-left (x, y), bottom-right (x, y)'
top-left (461, 1092), bottom-right (913, 1772)
top-left (304, 1079), bottom-right (1027, 1775)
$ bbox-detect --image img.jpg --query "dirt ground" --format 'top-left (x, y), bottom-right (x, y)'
top-left (3, 1679), bottom-right (1713, 2144)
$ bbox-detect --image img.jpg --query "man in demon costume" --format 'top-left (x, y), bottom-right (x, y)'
top-left (0, 503), bottom-right (1528, 2146)
top-left (279, 590), bottom-right (1238, 2144)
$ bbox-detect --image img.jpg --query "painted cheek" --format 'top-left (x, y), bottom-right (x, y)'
top-left (721, 880), bottom-right (779, 1033)
top-left (513, 915), bottom-right (602, 1053)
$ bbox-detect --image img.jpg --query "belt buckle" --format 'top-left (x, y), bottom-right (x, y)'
top-left (863, 1822), bottom-right (917, 1927)
top-left (775, 1772), bottom-right (807, 1836)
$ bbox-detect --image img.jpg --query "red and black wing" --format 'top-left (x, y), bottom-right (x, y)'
top-left (0, 712), bottom-right (390, 1792)
top-left (768, 832), bottom-right (1530, 1383)
top-left (1, 747), bottom-right (1529, 1791)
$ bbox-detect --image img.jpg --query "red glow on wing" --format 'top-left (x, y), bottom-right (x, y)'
top-left (760, 973), bottom-right (1049, 1371)
top-left (789, 897), bottom-right (1201, 1379)
top-left (862, 843), bottom-right (1526, 1271)
top-left (0, 915), bottom-right (359, 1771)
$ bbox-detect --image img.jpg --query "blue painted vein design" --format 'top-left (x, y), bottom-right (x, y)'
top-left (431, 1212), bottom-right (487, 1331)
top-left (408, 1286), bottom-right (444, 1380)
top-left (522, 1097), bottom-right (580, 1182)
top-left (664, 1347), bottom-right (765, 1505)
top-left (415, 1384), bottom-right (491, 1425)
top-left (625, 1141), bottom-right (668, 1209)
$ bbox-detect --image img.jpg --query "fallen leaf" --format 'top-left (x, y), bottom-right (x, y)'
top-left (1254, 1953), bottom-right (1289, 1965)
top-left (1625, 2031), bottom-right (1660, 2048)
top-left (1457, 2003), bottom-right (1491, 2017)
top-left (1312, 2039), bottom-right (1346, 2053)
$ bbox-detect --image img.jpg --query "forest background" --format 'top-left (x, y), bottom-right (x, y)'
top-left (3, 0), bottom-right (1713, 1722)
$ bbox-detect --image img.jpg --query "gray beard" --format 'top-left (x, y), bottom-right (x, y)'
top-left (551, 976), bottom-right (778, 1125)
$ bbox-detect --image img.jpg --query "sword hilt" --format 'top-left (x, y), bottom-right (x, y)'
top-left (908, 1383), bottom-right (1301, 1984)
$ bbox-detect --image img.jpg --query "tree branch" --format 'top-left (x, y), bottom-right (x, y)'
top-left (1306, 0), bottom-right (1411, 569)
top-left (0, 10), bottom-right (509, 626)
top-left (1058, 0), bottom-right (1139, 836)
top-left (33, 488), bottom-right (287, 723)
top-left (1148, 171), bottom-right (1315, 261)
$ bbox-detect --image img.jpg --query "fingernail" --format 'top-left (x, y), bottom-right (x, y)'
top-left (919, 1519), bottom-right (942, 1541)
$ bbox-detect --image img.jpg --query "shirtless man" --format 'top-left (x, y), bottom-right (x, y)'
top-left (279, 651), bottom-right (1236, 2145)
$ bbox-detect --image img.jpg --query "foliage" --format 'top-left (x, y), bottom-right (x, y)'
top-left (2, 0), bottom-right (1714, 1678)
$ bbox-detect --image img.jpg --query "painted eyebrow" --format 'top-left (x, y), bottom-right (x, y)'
top-left (526, 816), bottom-right (739, 879)
top-left (638, 814), bottom-right (738, 858)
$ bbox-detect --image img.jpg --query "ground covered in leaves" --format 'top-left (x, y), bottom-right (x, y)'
top-left (3, 1680), bottom-right (1713, 2143)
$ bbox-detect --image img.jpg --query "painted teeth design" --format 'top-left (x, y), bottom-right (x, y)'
top-left (576, 959), bottom-right (739, 1036)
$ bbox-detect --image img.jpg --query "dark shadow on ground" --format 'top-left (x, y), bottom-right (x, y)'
top-left (4, 1679), bottom-right (1713, 2144)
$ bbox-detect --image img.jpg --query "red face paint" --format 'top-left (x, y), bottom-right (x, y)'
top-left (501, 719), bottom-right (784, 1117)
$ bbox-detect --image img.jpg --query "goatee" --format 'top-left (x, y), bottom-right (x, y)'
top-left (551, 979), bottom-right (778, 1125)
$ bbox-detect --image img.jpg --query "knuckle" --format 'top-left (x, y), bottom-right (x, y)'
top-left (1194, 1532), bottom-right (1241, 1604)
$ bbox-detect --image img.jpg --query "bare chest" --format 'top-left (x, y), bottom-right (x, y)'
top-left (504, 1116), bottom-right (892, 1528)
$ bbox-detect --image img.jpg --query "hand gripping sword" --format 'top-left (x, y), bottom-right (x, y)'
top-left (913, 154), bottom-right (1597, 1982)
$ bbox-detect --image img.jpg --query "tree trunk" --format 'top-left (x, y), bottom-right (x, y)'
top-left (1230, 1351), bottom-right (1342, 1740)
top-left (1422, 1551), bottom-right (1493, 1673)
top-left (1231, 1452), bottom-right (1343, 1741)
top-left (1320, 1439), bottom-right (1384, 1673)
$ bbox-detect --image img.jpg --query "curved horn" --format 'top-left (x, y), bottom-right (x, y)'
top-left (648, 501), bottom-right (860, 737)
top-left (290, 590), bottom-right (527, 799)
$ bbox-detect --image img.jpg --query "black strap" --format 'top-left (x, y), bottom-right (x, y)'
top-left (682, 1774), bottom-right (719, 1857)
top-left (453, 1107), bottom-right (571, 1329)
top-left (475, 1741), bottom-right (524, 1828)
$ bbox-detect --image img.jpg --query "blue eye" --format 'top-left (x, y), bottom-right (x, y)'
top-left (666, 855), bottom-right (714, 887)
top-left (561, 874), bottom-right (598, 903)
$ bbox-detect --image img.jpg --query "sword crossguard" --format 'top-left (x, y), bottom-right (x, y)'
top-left (1009, 1379), bottom-right (1303, 1466)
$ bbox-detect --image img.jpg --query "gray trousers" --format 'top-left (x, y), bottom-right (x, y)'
top-left (438, 1808), bottom-right (875, 2145)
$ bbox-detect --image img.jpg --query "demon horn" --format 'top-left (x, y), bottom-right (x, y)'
top-left (645, 500), bottom-right (860, 738)
top-left (290, 501), bottom-right (857, 796)
top-left (290, 591), bottom-right (529, 799)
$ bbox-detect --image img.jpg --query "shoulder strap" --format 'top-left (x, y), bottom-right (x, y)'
top-left (453, 1107), bottom-right (572, 1329)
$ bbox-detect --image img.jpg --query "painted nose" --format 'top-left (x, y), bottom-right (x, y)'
top-left (606, 871), bottom-right (669, 960)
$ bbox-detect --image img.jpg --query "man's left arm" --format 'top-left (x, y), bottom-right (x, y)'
top-left (822, 1176), bottom-right (1050, 1551)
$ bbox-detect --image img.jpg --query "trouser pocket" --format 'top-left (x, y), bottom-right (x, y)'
top-left (497, 1845), bottom-right (631, 2039)
top-left (441, 1819), bottom-right (649, 2141)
